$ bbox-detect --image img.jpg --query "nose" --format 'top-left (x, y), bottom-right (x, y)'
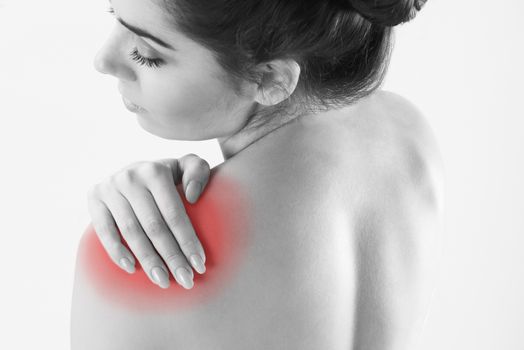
top-left (93, 35), bottom-right (137, 82)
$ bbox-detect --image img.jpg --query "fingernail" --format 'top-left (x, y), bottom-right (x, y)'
top-left (175, 267), bottom-right (194, 289)
top-left (119, 257), bottom-right (135, 273)
top-left (151, 267), bottom-right (169, 288)
top-left (190, 254), bottom-right (206, 274)
top-left (186, 181), bottom-right (202, 203)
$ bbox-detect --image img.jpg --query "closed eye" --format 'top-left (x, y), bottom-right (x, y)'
top-left (106, 6), bottom-right (165, 69)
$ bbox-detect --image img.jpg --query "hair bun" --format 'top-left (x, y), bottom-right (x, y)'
top-left (343, 0), bottom-right (427, 27)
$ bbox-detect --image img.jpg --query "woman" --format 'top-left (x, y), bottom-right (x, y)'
top-left (71, 0), bottom-right (444, 349)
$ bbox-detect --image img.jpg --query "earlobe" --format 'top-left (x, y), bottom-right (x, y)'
top-left (254, 59), bottom-right (300, 106)
top-left (258, 86), bottom-right (288, 106)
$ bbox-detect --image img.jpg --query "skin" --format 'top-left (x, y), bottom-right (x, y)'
top-left (95, 0), bottom-right (304, 161)
top-left (92, 0), bottom-right (306, 290)
top-left (76, 0), bottom-right (445, 348)
top-left (72, 90), bottom-right (444, 349)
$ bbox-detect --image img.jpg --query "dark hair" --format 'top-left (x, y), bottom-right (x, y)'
top-left (159, 0), bottom-right (428, 130)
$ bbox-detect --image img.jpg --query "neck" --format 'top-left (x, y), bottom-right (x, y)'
top-left (217, 102), bottom-right (308, 162)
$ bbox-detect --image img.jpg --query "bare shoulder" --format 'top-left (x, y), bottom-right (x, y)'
top-left (286, 89), bottom-right (444, 212)
top-left (213, 91), bottom-right (445, 348)
top-left (343, 90), bottom-right (445, 349)
top-left (221, 88), bottom-right (445, 219)
top-left (273, 89), bottom-right (445, 349)
top-left (346, 89), bottom-right (445, 213)
top-left (373, 90), bottom-right (444, 202)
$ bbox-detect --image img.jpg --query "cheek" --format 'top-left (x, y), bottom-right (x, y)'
top-left (145, 70), bottom-right (234, 119)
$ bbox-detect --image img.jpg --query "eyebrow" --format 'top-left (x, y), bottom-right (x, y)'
top-left (108, 1), bottom-right (175, 50)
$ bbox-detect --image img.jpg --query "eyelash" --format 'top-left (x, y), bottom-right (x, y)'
top-left (129, 48), bottom-right (164, 68)
top-left (106, 6), bottom-right (164, 69)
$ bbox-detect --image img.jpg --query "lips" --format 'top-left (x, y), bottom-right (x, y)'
top-left (121, 96), bottom-right (145, 113)
top-left (118, 83), bottom-right (145, 113)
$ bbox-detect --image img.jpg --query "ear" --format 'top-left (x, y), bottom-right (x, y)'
top-left (254, 59), bottom-right (301, 106)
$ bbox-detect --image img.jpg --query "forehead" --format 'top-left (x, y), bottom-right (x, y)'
top-left (111, 0), bottom-right (227, 77)
top-left (110, 0), bottom-right (181, 41)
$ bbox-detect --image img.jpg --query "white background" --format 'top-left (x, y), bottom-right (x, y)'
top-left (1, 0), bottom-right (523, 348)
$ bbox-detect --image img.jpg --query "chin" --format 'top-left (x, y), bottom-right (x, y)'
top-left (137, 115), bottom-right (218, 141)
top-left (136, 116), bottom-right (189, 140)
top-left (136, 117), bottom-right (171, 139)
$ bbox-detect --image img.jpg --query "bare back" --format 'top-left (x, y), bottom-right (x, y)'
top-left (71, 90), bottom-right (443, 350)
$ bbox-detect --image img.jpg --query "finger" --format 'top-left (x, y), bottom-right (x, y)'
top-left (155, 158), bottom-right (182, 184)
top-left (178, 154), bottom-right (210, 204)
top-left (101, 185), bottom-right (173, 289)
top-left (145, 168), bottom-right (207, 275)
top-left (87, 188), bottom-right (136, 274)
top-left (119, 185), bottom-right (195, 289)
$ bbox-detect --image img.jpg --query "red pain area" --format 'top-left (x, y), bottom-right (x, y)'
top-left (77, 175), bottom-right (251, 312)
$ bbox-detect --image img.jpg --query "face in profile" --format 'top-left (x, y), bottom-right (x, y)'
top-left (94, 0), bottom-right (257, 141)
